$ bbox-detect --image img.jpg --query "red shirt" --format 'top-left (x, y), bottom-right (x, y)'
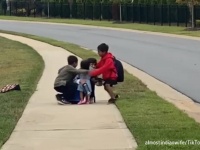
top-left (90, 53), bottom-right (117, 80)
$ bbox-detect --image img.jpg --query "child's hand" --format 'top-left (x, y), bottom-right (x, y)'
top-left (90, 63), bottom-right (96, 69)
top-left (91, 78), bottom-right (97, 83)
top-left (80, 79), bottom-right (86, 84)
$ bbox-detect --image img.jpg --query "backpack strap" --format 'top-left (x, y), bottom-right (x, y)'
top-left (108, 56), bottom-right (118, 79)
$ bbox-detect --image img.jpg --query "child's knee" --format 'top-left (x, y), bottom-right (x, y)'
top-left (104, 84), bottom-right (110, 90)
top-left (104, 84), bottom-right (107, 90)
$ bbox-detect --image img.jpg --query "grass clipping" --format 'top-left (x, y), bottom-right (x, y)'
top-left (1, 30), bottom-right (200, 150)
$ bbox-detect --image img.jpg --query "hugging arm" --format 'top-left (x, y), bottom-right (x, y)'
top-left (68, 67), bottom-right (89, 75)
top-left (90, 58), bottom-right (113, 77)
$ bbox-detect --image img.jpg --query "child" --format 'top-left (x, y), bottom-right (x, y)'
top-left (87, 58), bottom-right (103, 85)
top-left (77, 60), bottom-right (92, 104)
top-left (89, 43), bottom-right (119, 104)
top-left (86, 58), bottom-right (97, 102)
top-left (54, 55), bottom-right (89, 105)
top-left (87, 58), bottom-right (104, 102)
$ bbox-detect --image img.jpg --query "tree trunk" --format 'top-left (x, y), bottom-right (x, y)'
top-left (191, 4), bottom-right (195, 28)
top-left (112, 3), bottom-right (119, 21)
top-left (68, 0), bottom-right (73, 18)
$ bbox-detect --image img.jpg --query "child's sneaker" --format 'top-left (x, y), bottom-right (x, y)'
top-left (56, 94), bottom-right (70, 105)
top-left (78, 99), bottom-right (87, 105)
top-left (78, 100), bottom-right (83, 105)
top-left (56, 94), bottom-right (63, 101)
top-left (57, 99), bottom-right (71, 105)
top-left (89, 98), bottom-right (94, 104)
top-left (115, 94), bottom-right (120, 99)
top-left (108, 98), bottom-right (116, 104)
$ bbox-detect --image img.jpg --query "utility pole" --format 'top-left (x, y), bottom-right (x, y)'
top-left (6, 0), bottom-right (10, 11)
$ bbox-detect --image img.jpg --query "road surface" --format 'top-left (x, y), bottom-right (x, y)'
top-left (0, 20), bottom-right (199, 102)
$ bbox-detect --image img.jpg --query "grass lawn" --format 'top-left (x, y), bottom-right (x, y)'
top-left (1, 30), bottom-right (200, 150)
top-left (0, 16), bottom-right (200, 37)
top-left (0, 36), bottom-right (44, 147)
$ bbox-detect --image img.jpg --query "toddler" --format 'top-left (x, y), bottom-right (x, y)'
top-left (77, 60), bottom-right (92, 104)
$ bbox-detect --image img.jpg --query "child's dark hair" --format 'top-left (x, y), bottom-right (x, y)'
top-left (97, 43), bottom-right (109, 52)
top-left (67, 55), bottom-right (78, 65)
top-left (87, 58), bottom-right (97, 65)
top-left (80, 60), bottom-right (90, 70)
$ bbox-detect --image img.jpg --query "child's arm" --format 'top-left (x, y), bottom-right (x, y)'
top-left (89, 58), bottom-right (113, 77)
top-left (96, 61), bottom-right (100, 69)
top-left (68, 67), bottom-right (89, 75)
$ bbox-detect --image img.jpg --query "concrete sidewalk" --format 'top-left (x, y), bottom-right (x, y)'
top-left (0, 33), bottom-right (137, 150)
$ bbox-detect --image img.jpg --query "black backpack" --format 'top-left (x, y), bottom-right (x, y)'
top-left (113, 57), bottom-right (124, 82)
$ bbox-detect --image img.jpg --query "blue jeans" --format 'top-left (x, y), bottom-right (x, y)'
top-left (54, 81), bottom-right (80, 104)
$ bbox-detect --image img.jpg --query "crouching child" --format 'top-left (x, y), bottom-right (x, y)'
top-left (89, 43), bottom-right (124, 104)
top-left (54, 55), bottom-right (89, 105)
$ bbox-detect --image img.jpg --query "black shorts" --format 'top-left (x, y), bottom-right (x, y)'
top-left (103, 79), bottom-right (117, 87)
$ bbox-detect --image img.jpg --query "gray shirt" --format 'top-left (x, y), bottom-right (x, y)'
top-left (54, 65), bottom-right (88, 87)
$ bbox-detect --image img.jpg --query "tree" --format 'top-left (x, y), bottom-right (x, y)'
top-left (1, 0), bottom-right (7, 14)
top-left (176, 0), bottom-right (200, 28)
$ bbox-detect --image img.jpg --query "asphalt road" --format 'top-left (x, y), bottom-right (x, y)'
top-left (0, 20), bottom-right (199, 103)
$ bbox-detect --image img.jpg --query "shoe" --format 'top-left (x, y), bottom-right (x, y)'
top-left (78, 100), bottom-right (83, 105)
top-left (78, 99), bottom-right (87, 105)
top-left (115, 94), bottom-right (120, 99)
top-left (57, 99), bottom-right (71, 105)
top-left (56, 94), bottom-right (71, 105)
top-left (89, 98), bottom-right (94, 104)
top-left (108, 98), bottom-right (116, 104)
top-left (55, 94), bottom-right (63, 101)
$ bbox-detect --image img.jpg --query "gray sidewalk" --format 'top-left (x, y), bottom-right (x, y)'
top-left (0, 33), bottom-right (137, 150)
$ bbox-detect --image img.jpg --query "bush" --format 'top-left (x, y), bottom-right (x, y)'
top-left (12, 8), bottom-right (27, 16)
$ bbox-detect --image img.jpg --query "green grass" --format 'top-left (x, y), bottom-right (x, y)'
top-left (0, 37), bottom-right (44, 147)
top-left (1, 30), bottom-right (200, 150)
top-left (0, 16), bottom-right (200, 37)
